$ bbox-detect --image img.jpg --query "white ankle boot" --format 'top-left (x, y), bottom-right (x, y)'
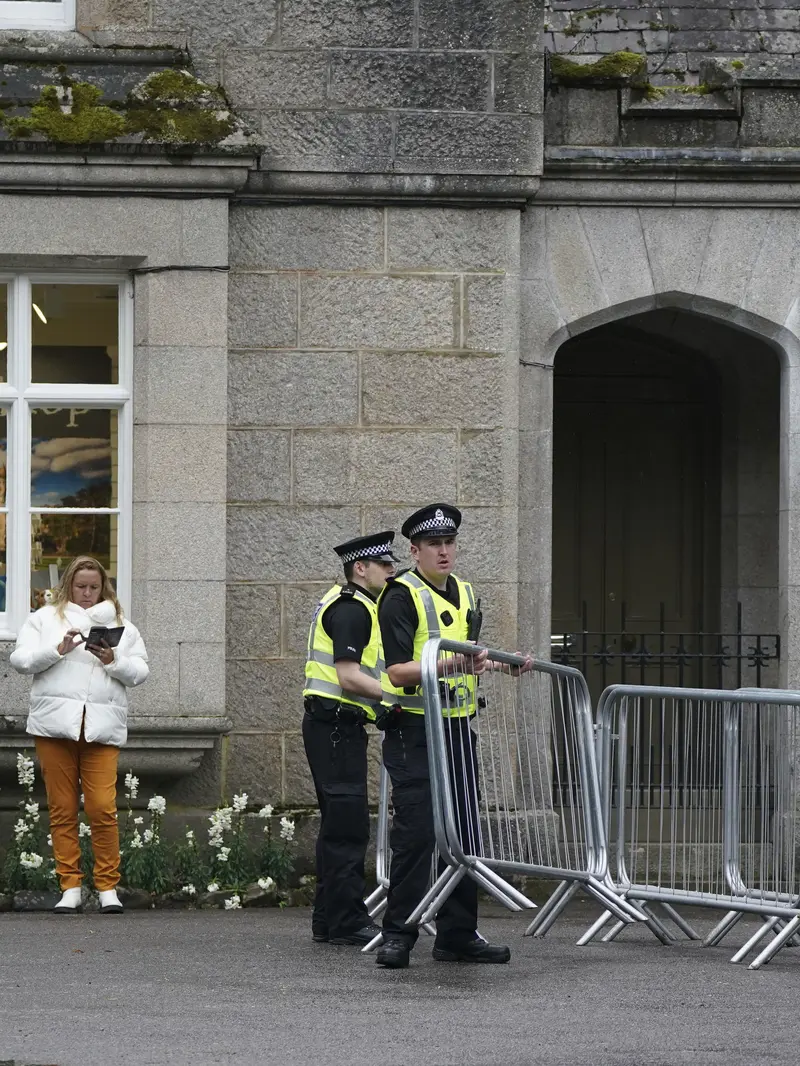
top-left (98, 888), bottom-right (123, 914)
top-left (54, 887), bottom-right (82, 913)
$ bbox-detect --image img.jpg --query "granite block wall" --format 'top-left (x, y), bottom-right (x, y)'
top-left (226, 203), bottom-right (523, 806)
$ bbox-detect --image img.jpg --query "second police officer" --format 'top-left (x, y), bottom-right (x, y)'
top-left (302, 530), bottom-right (398, 947)
top-left (375, 503), bottom-right (515, 969)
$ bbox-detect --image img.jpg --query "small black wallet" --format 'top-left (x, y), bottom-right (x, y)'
top-left (86, 625), bottom-right (125, 648)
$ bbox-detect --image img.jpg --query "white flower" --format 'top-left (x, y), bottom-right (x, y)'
top-left (257, 805), bottom-right (274, 819)
top-left (279, 816), bottom-right (295, 843)
top-left (217, 847), bottom-right (231, 863)
top-left (143, 829), bottom-right (154, 844)
top-left (182, 884), bottom-right (197, 897)
top-left (47, 834), bottom-right (52, 847)
top-left (207, 882), bottom-right (220, 893)
top-left (13, 819), bottom-right (28, 840)
top-left (130, 831), bottom-right (144, 850)
top-left (147, 795), bottom-right (167, 816)
top-left (185, 830), bottom-right (195, 842)
top-left (80, 794), bottom-right (84, 807)
top-left (19, 852), bottom-right (43, 869)
top-left (257, 877), bottom-right (274, 892)
top-left (16, 753), bottom-right (35, 789)
top-left (24, 801), bottom-right (40, 820)
top-left (124, 772), bottom-right (139, 799)
top-left (224, 894), bottom-right (242, 910)
top-left (78, 822), bottom-right (92, 839)
top-left (134, 816), bottom-right (144, 825)
top-left (232, 793), bottom-right (248, 813)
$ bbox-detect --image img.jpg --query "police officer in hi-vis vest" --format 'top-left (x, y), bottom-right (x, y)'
top-left (303, 531), bottom-right (398, 946)
top-left (375, 504), bottom-right (512, 969)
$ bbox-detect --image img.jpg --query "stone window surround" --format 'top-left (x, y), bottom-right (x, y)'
top-left (0, 271), bottom-right (132, 641)
top-left (0, 0), bottom-right (75, 31)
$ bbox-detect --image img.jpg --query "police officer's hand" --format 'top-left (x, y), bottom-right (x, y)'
top-left (463, 647), bottom-right (488, 676)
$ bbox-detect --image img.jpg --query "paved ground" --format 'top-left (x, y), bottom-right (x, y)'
top-left (1, 899), bottom-right (799, 1066)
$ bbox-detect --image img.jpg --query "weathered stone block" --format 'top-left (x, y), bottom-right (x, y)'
top-left (228, 430), bottom-right (291, 503)
top-left (225, 733), bottom-right (283, 805)
top-left (283, 732), bottom-right (318, 805)
top-left (466, 275), bottom-right (509, 353)
top-left (132, 581), bottom-right (225, 644)
top-left (152, 0), bottom-right (278, 46)
top-left (224, 50), bottom-right (328, 108)
top-left (78, 0), bottom-right (149, 28)
top-left (134, 503), bottom-right (226, 582)
top-left (387, 207), bottom-right (520, 272)
top-left (259, 110), bottom-right (394, 172)
top-left (134, 424), bottom-right (226, 504)
top-left (741, 88), bottom-right (800, 147)
top-left (230, 206), bottom-right (384, 271)
top-left (622, 118), bottom-right (739, 148)
top-left (0, 643), bottom-right (36, 715)
top-left (227, 584), bottom-right (281, 659)
top-left (299, 275), bottom-right (456, 349)
top-left (284, 584), bottom-right (329, 656)
top-left (136, 271), bottom-right (228, 348)
top-left (362, 351), bottom-right (505, 428)
top-left (226, 659), bottom-right (306, 730)
top-left (229, 352), bottom-right (359, 427)
top-left (460, 430), bottom-right (514, 506)
top-left (394, 113), bottom-right (542, 175)
top-left (544, 87), bottom-right (619, 147)
top-left (179, 642), bottom-right (226, 714)
top-left (293, 429), bottom-right (459, 504)
top-left (281, 0), bottom-right (414, 47)
top-left (475, 581), bottom-right (518, 649)
top-left (133, 347), bottom-right (227, 427)
top-left (418, 0), bottom-right (540, 49)
top-left (228, 274), bottom-right (298, 349)
top-left (227, 506), bottom-right (361, 582)
top-left (328, 51), bottom-right (490, 111)
top-left (495, 52), bottom-right (544, 114)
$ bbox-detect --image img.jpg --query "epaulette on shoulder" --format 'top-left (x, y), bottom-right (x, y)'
top-left (339, 583), bottom-right (357, 598)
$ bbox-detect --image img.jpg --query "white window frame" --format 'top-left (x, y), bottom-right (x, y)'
top-left (0, 0), bottom-right (75, 30)
top-left (0, 272), bottom-right (133, 639)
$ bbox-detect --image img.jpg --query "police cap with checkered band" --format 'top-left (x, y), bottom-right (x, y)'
top-left (333, 530), bottom-right (398, 565)
top-left (401, 503), bottom-right (462, 541)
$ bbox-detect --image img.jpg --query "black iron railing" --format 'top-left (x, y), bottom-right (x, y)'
top-left (551, 602), bottom-right (780, 690)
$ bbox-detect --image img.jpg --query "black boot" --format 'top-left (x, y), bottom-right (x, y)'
top-left (376, 938), bottom-right (411, 968)
top-left (312, 923), bottom-right (329, 943)
top-left (432, 939), bottom-right (511, 964)
top-left (329, 922), bottom-right (382, 946)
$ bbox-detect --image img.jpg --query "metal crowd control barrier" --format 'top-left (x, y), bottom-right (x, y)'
top-left (362, 638), bottom-right (642, 951)
top-left (582, 685), bottom-right (800, 969)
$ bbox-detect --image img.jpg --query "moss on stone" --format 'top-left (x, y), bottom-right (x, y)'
top-left (5, 83), bottom-right (126, 144)
top-left (134, 69), bottom-right (210, 103)
top-left (550, 51), bottom-right (647, 85)
top-left (731, 60), bottom-right (745, 71)
top-left (125, 69), bottom-right (237, 145)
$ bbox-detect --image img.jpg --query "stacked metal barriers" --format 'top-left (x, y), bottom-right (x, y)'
top-left (582, 685), bottom-right (800, 969)
top-left (363, 638), bottom-right (642, 953)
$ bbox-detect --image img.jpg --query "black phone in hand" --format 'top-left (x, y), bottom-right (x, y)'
top-left (86, 625), bottom-right (125, 649)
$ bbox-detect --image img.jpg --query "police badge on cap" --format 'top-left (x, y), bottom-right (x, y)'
top-left (401, 503), bottom-right (462, 541)
top-left (333, 530), bottom-right (398, 565)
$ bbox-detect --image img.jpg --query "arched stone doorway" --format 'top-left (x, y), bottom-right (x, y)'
top-left (550, 307), bottom-right (782, 697)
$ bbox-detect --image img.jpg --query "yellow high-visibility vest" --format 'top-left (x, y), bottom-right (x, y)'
top-left (380, 571), bottom-right (476, 717)
top-left (303, 584), bottom-right (382, 720)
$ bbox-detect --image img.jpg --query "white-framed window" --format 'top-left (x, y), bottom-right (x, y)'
top-left (0, 274), bottom-right (133, 639)
top-left (0, 0), bottom-right (75, 30)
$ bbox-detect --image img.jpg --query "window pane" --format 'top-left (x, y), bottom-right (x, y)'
top-left (0, 285), bottom-right (6, 383)
top-left (32, 284), bottom-right (119, 384)
top-left (31, 513), bottom-right (117, 610)
top-left (30, 407), bottom-right (117, 508)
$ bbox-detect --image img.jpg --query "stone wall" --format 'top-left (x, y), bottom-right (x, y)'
top-left (80, 0), bottom-right (543, 180)
top-left (226, 203), bottom-right (522, 806)
top-left (544, 1), bottom-right (800, 83)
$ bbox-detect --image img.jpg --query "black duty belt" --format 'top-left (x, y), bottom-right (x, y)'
top-left (304, 696), bottom-right (368, 726)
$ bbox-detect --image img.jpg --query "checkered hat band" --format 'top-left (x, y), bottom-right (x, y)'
top-left (340, 542), bottom-right (393, 564)
top-left (408, 517), bottom-right (457, 538)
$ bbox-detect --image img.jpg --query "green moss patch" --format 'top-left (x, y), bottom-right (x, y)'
top-left (550, 51), bottom-right (647, 85)
top-left (5, 83), bottom-right (126, 144)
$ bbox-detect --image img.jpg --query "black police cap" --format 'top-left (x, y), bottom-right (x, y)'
top-left (401, 503), bottom-right (462, 541)
top-left (333, 530), bottom-right (398, 565)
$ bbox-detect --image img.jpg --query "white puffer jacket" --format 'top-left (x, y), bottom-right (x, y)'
top-left (10, 599), bottom-right (149, 747)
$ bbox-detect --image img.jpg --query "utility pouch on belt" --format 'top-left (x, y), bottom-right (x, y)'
top-left (304, 696), bottom-right (367, 726)
top-left (374, 703), bottom-right (403, 732)
top-left (466, 597), bottom-right (483, 643)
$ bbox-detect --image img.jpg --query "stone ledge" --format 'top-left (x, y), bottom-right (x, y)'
top-left (0, 155), bottom-right (253, 194)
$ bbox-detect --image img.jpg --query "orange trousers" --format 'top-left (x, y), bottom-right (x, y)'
top-left (35, 727), bottom-right (120, 891)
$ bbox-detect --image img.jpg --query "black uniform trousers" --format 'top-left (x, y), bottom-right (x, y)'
top-left (382, 711), bottom-right (480, 948)
top-left (302, 710), bottom-right (371, 939)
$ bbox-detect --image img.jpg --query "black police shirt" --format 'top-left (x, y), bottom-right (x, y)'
top-left (379, 571), bottom-right (461, 668)
top-left (322, 590), bottom-right (375, 665)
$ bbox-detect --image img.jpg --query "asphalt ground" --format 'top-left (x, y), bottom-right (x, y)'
top-left (0, 899), bottom-right (798, 1066)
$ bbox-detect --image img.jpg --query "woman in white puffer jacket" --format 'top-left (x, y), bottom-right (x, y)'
top-left (11, 555), bottom-right (149, 915)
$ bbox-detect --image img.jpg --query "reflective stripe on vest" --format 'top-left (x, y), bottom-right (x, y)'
top-left (303, 584), bottom-right (381, 718)
top-left (380, 571), bottom-right (476, 717)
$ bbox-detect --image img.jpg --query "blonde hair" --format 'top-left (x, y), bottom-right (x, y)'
top-left (51, 556), bottom-right (123, 624)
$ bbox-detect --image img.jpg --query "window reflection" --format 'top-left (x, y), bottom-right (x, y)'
top-left (30, 513), bottom-right (117, 610)
top-left (32, 284), bottom-right (119, 384)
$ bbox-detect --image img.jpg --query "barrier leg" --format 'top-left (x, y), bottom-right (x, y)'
top-left (525, 880), bottom-right (578, 938)
top-left (637, 903), bottom-right (676, 944)
top-left (730, 916), bottom-right (778, 965)
top-left (750, 914), bottom-right (800, 970)
top-left (655, 902), bottom-right (701, 941)
top-left (577, 909), bottom-right (615, 946)
top-left (704, 909), bottom-right (742, 947)
top-left (471, 860), bottom-right (537, 911)
top-left (584, 878), bottom-right (643, 924)
top-left (361, 864), bottom-right (462, 954)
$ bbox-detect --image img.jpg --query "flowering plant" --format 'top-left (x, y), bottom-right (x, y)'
top-left (2, 754), bottom-right (56, 892)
